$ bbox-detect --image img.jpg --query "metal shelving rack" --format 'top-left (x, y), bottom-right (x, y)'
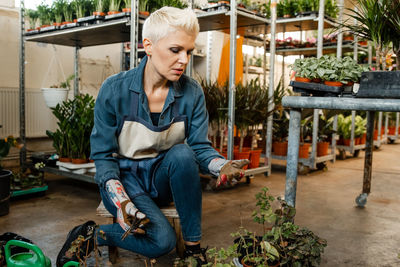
top-left (19, 0), bottom-right (271, 179)
top-left (267, 0), bottom-right (339, 173)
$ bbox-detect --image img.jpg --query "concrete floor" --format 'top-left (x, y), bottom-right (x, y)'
top-left (1, 143), bottom-right (400, 266)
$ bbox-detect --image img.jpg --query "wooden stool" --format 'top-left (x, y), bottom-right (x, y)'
top-left (96, 201), bottom-right (185, 263)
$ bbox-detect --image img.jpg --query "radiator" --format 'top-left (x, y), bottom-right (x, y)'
top-left (0, 88), bottom-right (57, 138)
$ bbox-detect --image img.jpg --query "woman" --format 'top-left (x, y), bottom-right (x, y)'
top-left (57, 7), bottom-right (248, 266)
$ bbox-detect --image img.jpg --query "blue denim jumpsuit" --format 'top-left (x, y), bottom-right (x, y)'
top-left (90, 57), bottom-right (223, 258)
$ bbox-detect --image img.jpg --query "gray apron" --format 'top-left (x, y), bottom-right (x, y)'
top-left (116, 91), bottom-right (188, 199)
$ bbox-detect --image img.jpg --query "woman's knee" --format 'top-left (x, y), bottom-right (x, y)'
top-left (165, 144), bottom-right (197, 169)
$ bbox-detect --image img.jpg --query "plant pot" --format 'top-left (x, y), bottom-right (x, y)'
top-left (59, 157), bottom-right (72, 163)
top-left (0, 170), bottom-right (11, 216)
top-left (360, 133), bottom-right (366, 144)
top-left (283, 14), bottom-right (292, 18)
top-left (41, 88), bottom-right (69, 108)
top-left (139, 11), bottom-right (150, 16)
top-left (343, 138), bottom-right (351, 146)
top-left (299, 143), bottom-right (310, 159)
top-left (53, 22), bottom-right (62, 26)
top-left (249, 149), bottom-right (262, 169)
top-left (388, 126), bottom-right (396, 135)
top-left (317, 142), bottom-right (329, 157)
top-left (93, 11), bottom-right (105, 16)
top-left (71, 158), bottom-right (88, 164)
top-left (272, 142), bottom-right (288, 156)
top-left (373, 130), bottom-right (378, 140)
top-left (107, 11), bottom-right (121, 15)
top-left (324, 81), bottom-right (343, 87)
top-left (233, 151), bottom-right (250, 169)
top-left (311, 78), bottom-right (322, 83)
top-left (295, 76), bottom-right (311, 83)
top-left (122, 8), bottom-right (131, 12)
top-left (355, 137), bottom-right (361, 145)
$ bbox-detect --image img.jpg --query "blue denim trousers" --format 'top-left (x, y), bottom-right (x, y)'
top-left (97, 144), bottom-right (202, 258)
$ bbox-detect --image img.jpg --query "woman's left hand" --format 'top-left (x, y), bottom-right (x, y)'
top-left (217, 159), bottom-right (250, 187)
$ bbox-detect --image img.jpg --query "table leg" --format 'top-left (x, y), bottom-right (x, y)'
top-left (285, 109), bottom-right (301, 207)
top-left (356, 111), bottom-right (374, 207)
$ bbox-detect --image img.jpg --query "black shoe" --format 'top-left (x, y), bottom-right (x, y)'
top-left (56, 220), bottom-right (97, 267)
top-left (183, 246), bottom-right (208, 266)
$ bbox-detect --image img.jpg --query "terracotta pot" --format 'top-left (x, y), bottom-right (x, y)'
top-left (89, 159), bottom-right (95, 163)
top-left (295, 76), bottom-right (311, 83)
top-left (218, 0), bottom-right (230, 4)
top-left (233, 151), bottom-right (250, 169)
top-left (71, 158), bottom-right (88, 164)
top-left (388, 126), bottom-right (396, 135)
top-left (299, 143), bottom-right (310, 159)
top-left (73, 19), bottom-right (78, 23)
top-left (311, 78), bottom-right (322, 83)
top-left (358, 40), bottom-right (368, 46)
top-left (343, 138), bottom-right (351, 146)
top-left (122, 8), bottom-right (131, 12)
top-left (249, 149), bottom-right (262, 169)
top-left (346, 81), bottom-right (354, 86)
top-left (343, 36), bottom-right (354, 41)
top-left (360, 133), bottom-right (366, 144)
top-left (324, 81), bottom-right (343, 87)
top-left (139, 11), bottom-right (150, 16)
top-left (373, 130), bottom-right (378, 140)
top-left (93, 11), bottom-right (105, 16)
top-left (317, 142), bottom-right (329, 157)
top-left (53, 22), bottom-right (62, 26)
top-left (355, 137), bottom-right (361, 145)
top-left (107, 11), bottom-right (121, 15)
top-left (59, 157), bottom-right (72, 163)
top-left (272, 142), bottom-right (288, 156)
top-left (283, 14), bottom-right (292, 18)
top-left (40, 24), bottom-right (51, 28)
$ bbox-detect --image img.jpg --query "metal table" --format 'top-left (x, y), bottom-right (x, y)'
top-left (282, 96), bottom-right (400, 207)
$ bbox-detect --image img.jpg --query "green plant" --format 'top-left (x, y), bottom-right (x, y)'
top-left (11, 164), bottom-right (45, 191)
top-left (298, 0), bottom-right (314, 13)
top-left (94, 0), bottom-right (106, 12)
top-left (290, 57), bottom-right (319, 79)
top-left (109, 0), bottom-right (121, 12)
top-left (50, 74), bottom-right (75, 90)
top-left (280, 0), bottom-right (299, 17)
top-left (273, 109), bottom-right (289, 142)
top-left (52, 0), bottom-right (66, 24)
top-left (37, 2), bottom-right (52, 26)
top-left (63, 1), bottom-right (74, 22)
top-left (336, 114), bottom-right (352, 139)
top-left (0, 136), bottom-right (18, 170)
top-left (71, 0), bottom-right (87, 18)
top-left (139, 0), bottom-right (148, 12)
top-left (324, 0), bottom-right (339, 18)
top-left (123, 0), bottom-right (131, 9)
top-left (317, 111), bottom-right (338, 142)
top-left (26, 9), bottom-right (39, 29)
top-left (354, 115), bottom-right (367, 138)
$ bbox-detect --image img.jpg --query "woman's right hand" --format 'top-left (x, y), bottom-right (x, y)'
top-left (105, 179), bottom-right (147, 231)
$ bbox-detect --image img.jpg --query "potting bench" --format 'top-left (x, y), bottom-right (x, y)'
top-left (282, 96), bottom-right (400, 208)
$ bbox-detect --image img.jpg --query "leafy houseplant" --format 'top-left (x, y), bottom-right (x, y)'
top-left (94, 0), bottom-right (107, 16)
top-left (37, 3), bottom-right (52, 27)
top-left (122, 0), bottom-right (131, 12)
top-left (52, 0), bottom-right (66, 26)
top-left (63, 1), bottom-right (74, 23)
top-left (72, 0), bottom-right (87, 19)
top-left (290, 57), bottom-right (319, 82)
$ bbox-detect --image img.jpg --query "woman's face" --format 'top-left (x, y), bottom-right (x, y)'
top-left (145, 29), bottom-right (196, 82)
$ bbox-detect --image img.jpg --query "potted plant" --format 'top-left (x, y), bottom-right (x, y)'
top-left (46, 99), bottom-right (75, 162)
top-left (272, 110), bottom-right (289, 156)
top-left (108, 0), bottom-right (121, 15)
top-left (316, 111), bottom-right (336, 156)
top-left (71, 0), bottom-right (86, 19)
top-left (316, 56), bottom-right (346, 86)
top-left (41, 74), bottom-right (74, 108)
top-left (290, 57), bottom-right (319, 82)
top-left (122, 0), bottom-right (131, 12)
top-left (354, 115), bottom-right (367, 145)
top-left (63, 1), bottom-right (75, 24)
top-left (52, 0), bottom-right (66, 27)
top-left (93, 0), bottom-right (107, 16)
top-left (0, 135), bottom-right (21, 216)
top-left (139, 0), bottom-right (149, 16)
top-left (26, 9), bottom-right (39, 31)
top-left (37, 2), bottom-right (52, 28)
top-left (69, 94), bottom-right (95, 163)
top-left (337, 114), bottom-right (352, 146)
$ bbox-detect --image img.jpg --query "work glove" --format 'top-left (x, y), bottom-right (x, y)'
top-left (208, 158), bottom-right (250, 187)
top-left (105, 179), bottom-right (149, 234)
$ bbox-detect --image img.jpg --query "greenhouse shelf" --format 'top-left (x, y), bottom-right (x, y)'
top-left (272, 14), bottom-right (336, 33)
top-left (271, 43), bottom-right (368, 56)
top-left (271, 151), bottom-right (335, 174)
top-left (43, 166), bottom-right (95, 184)
top-left (24, 17), bottom-right (145, 47)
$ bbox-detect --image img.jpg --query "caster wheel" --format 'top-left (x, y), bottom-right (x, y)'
top-left (316, 162), bottom-right (327, 171)
top-left (388, 139), bottom-right (395, 144)
top-left (338, 149), bottom-right (346, 160)
top-left (355, 193), bottom-right (368, 207)
top-left (298, 163), bottom-right (310, 175)
top-left (353, 149), bottom-right (360, 157)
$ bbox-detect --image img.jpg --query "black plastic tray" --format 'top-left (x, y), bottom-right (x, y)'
top-left (290, 80), bottom-right (343, 96)
top-left (356, 71), bottom-right (400, 98)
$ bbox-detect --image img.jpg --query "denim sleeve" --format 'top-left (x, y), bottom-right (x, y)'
top-left (90, 78), bottom-right (120, 187)
top-left (186, 81), bottom-right (224, 174)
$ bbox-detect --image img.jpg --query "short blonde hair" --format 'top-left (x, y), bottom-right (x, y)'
top-left (142, 7), bottom-right (200, 44)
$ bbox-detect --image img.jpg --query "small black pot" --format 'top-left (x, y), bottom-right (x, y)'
top-left (0, 169), bottom-right (11, 216)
